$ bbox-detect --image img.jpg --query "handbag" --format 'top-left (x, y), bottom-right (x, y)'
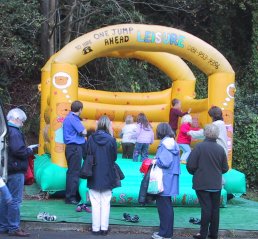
top-left (114, 163), bottom-right (125, 180)
top-left (79, 138), bottom-right (95, 179)
top-left (140, 158), bottom-right (152, 175)
top-left (147, 164), bottom-right (164, 194)
top-left (113, 162), bottom-right (125, 188)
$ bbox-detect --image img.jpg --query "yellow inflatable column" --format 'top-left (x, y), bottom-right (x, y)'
top-left (38, 69), bottom-right (51, 155)
top-left (208, 72), bottom-right (235, 168)
top-left (50, 63), bottom-right (78, 167)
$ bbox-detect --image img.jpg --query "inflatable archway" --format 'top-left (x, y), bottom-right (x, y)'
top-left (39, 24), bottom-right (235, 168)
top-left (36, 24), bottom-right (246, 206)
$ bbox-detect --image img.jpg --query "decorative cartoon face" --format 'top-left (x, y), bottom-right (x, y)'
top-left (222, 110), bottom-right (234, 125)
top-left (227, 83), bottom-right (236, 99)
top-left (56, 102), bottom-right (71, 118)
top-left (95, 109), bottom-right (115, 121)
top-left (53, 72), bottom-right (72, 89)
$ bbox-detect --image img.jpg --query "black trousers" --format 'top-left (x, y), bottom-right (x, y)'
top-left (121, 143), bottom-right (135, 159)
top-left (156, 196), bottom-right (174, 238)
top-left (65, 144), bottom-right (83, 202)
top-left (196, 190), bottom-right (221, 239)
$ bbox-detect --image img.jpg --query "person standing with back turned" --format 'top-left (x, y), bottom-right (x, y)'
top-left (0, 108), bottom-right (35, 237)
top-left (63, 100), bottom-right (87, 205)
top-left (187, 124), bottom-right (229, 239)
top-left (87, 115), bottom-right (117, 236)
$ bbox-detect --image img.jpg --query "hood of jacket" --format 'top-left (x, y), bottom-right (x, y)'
top-left (92, 130), bottom-right (112, 146)
top-left (161, 137), bottom-right (179, 155)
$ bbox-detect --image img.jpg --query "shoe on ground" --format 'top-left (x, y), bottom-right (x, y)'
top-left (193, 233), bottom-right (204, 239)
top-left (208, 235), bottom-right (218, 239)
top-left (65, 199), bottom-right (79, 205)
top-left (101, 230), bottom-right (108, 236)
top-left (8, 228), bottom-right (30, 237)
top-left (91, 231), bottom-right (101, 235)
top-left (152, 232), bottom-right (171, 239)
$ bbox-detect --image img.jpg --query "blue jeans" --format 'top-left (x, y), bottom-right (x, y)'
top-left (133, 143), bottom-right (149, 162)
top-left (0, 173), bottom-right (24, 233)
top-left (179, 144), bottom-right (191, 162)
top-left (0, 184), bottom-right (12, 204)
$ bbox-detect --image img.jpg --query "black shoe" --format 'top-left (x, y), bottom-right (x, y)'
top-left (8, 228), bottom-right (30, 237)
top-left (193, 233), bottom-right (204, 239)
top-left (101, 230), bottom-right (108, 236)
top-left (208, 235), bottom-right (218, 239)
top-left (65, 199), bottom-right (79, 205)
top-left (91, 231), bottom-right (101, 236)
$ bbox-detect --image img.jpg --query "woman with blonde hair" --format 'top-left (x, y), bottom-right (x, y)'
top-left (86, 115), bottom-right (117, 235)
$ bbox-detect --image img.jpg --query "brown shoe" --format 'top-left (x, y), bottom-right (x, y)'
top-left (9, 228), bottom-right (30, 237)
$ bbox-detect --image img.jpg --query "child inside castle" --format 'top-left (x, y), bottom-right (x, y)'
top-left (177, 114), bottom-right (201, 164)
top-left (132, 113), bottom-right (154, 162)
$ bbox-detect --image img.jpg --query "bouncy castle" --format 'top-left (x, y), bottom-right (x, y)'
top-left (35, 24), bottom-right (246, 206)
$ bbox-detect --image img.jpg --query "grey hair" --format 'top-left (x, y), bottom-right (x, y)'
top-left (97, 115), bottom-right (112, 134)
top-left (204, 124), bottom-right (219, 139)
top-left (7, 108), bottom-right (27, 122)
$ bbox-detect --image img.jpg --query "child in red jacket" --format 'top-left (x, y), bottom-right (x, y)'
top-left (177, 114), bottom-right (200, 164)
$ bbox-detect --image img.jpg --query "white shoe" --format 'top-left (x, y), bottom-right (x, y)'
top-left (151, 232), bottom-right (171, 239)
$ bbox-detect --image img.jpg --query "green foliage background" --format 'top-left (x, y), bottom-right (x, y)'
top-left (0, 0), bottom-right (257, 186)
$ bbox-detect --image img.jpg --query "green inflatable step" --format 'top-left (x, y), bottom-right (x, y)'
top-left (34, 154), bottom-right (246, 207)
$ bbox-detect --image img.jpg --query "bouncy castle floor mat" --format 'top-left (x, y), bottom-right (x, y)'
top-left (34, 154), bottom-right (246, 207)
top-left (22, 184), bottom-right (258, 230)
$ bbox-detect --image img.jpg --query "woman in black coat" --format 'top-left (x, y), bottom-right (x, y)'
top-left (87, 115), bottom-right (117, 236)
top-left (187, 124), bottom-right (229, 239)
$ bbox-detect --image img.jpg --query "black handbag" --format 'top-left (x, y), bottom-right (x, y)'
top-left (79, 137), bottom-right (95, 179)
top-left (113, 162), bottom-right (125, 188)
top-left (114, 163), bottom-right (125, 180)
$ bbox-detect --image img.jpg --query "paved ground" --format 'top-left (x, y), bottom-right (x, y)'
top-left (0, 230), bottom-right (257, 239)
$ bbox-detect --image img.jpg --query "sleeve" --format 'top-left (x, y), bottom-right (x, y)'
top-left (186, 145), bottom-right (200, 175)
top-left (188, 129), bottom-right (205, 140)
top-left (180, 124), bottom-right (190, 133)
top-left (175, 109), bottom-right (188, 117)
top-left (8, 131), bottom-right (33, 160)
top-left (156, 146), bottom-right (173, 169)
top-left (111, 138), bottom-right (117, 162)
top-left (72, 119), bottom-right (85, 134)
top-left (221, 151), bottom-right (229, 174)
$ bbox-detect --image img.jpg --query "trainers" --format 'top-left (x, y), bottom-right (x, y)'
top-left (37, 212), bottom-right (57, 221)
top-left (152, 232), bottom-right (171, 239)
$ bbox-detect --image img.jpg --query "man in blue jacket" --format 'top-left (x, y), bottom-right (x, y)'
top-left (63, 101), bottom-right (87, 205)
top-left (0, 108), bottom-right (35, 237)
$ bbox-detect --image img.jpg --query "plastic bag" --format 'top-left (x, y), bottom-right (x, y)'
top-left (147, 164), bottom-right (164, 194)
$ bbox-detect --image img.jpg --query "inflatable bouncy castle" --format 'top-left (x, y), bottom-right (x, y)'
top-left (35, 24), bottom-right (246, 206)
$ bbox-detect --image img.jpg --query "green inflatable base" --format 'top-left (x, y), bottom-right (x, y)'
top-left (34, 154), bottom-right (246, 207)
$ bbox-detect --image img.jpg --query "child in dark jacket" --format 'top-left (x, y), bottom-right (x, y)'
top-left (169, 98), bottom-right (191, 136)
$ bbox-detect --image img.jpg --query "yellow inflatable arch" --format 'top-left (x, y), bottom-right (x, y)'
top-left (39, 24), bottom-right (235, 168)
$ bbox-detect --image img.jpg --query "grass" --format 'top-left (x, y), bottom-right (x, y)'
top-left (242, 188), bottom-right (258, 202)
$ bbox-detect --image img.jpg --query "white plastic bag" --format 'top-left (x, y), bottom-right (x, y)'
top-left (147, 164), bottom-right (164, 194)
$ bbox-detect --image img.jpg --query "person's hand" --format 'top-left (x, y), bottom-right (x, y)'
top-left (188, 108), bottom-right (192, 114)
top-left (28, 144), bottom-right (39, 150)
top-left (152, 159), bottom-right (157, 165)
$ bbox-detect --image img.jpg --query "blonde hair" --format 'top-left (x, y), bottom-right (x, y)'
top-left (97, 115), bottom-right (112, 134)
top-left (181, 114), bottom-right (192, 124)
top-left (125, 115), bottom-right (134, 124)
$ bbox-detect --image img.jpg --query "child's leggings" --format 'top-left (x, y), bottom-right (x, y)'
top-left (178, 144), bottom-right (191, 162)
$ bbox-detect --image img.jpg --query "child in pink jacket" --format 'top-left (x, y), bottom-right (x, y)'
top-left (177, 114), bottom-right (200, 164)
